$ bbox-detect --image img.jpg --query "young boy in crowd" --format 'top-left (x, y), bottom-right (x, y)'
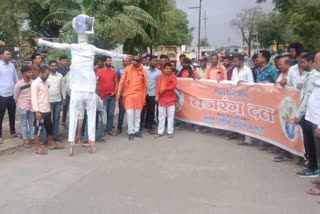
top-left (154, 63), bottom-right (177, 138)
top-left (13, 66), bottom-right (34, 148)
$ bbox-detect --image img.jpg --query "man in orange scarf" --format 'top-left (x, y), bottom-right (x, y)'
top-left (117, 56), bottom-right (148, 141)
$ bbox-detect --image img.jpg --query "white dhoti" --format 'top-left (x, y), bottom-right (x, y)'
top-left (126, 109), bottom-right (142, 134)
top-left (69, 91), bottom-right (96, 143)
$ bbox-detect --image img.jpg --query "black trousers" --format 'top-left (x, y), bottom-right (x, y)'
top-left (301, 117), bottom-right (318, 171)
top-left (141, 95), bottom-right (156, 129)
top-left (0, 96), bottom-right (16, 137)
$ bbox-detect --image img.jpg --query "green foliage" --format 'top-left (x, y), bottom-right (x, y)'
top-left (200, 38), bottom-right (210, 47)
top-left (257, 0), bottom-right (320, 50)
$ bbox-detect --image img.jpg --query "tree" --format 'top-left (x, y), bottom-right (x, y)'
top-left (200, 38), bottom-right (210, 47)
top-left (257, 0), bottom-right (320, 50)
top-left (256, 12), bottom-right (294, 48)
top-left (231, 7), bottom-right (264, 57)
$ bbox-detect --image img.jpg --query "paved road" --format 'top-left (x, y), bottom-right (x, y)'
top-left (0, 127), bottom-right (319, 214)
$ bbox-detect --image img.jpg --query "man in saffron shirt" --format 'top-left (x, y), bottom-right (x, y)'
top-left (206, 53), bottom-right (227, 81)
top-left (117, 56), bottom-right (148, 141)
top-left (96, 56), bottom-right (118, 136)
top-left (155, 63), bottom-right (177, 138)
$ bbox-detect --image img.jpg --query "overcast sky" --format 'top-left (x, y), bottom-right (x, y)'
top-left (175, 0), bottom-right (274, 47)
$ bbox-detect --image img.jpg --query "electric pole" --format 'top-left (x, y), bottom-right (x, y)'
top-left (203, 11), bottom-right (208, 42)
top-left (189, 0), bottom-right (202, 60)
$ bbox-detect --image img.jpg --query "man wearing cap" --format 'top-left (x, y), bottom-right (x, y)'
top-left (196, 56), bottom-right (209, 79)
top-left (117, 56), bottom-right (148, 141)
top-left (38, 47), bottom-right (48, 66)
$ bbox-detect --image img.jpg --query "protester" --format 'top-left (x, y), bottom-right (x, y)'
top-left (176, 57), bottom-right (199, 78)
top-left (251, 54), bottom-right (259, 82)
top-left (13, 66), bottom-right (34, 148)
top-left (154, 63), bottom-right (177, 138)
top-left (256, 50), bottom-right (279, 83)
top-left (57, 55), bottom-right (70, 128)
top-left (222, 55), bottom-right (234, 80)
top-left (31, 52), bottom-right (42, 80)
top-left (196, 56), bottom-right (209, 79)
top-left (281, 50), bottom-right (308, 89)
top-left (0, 49), bottom-right (20, 144)
top-left (141, 55), bottom-right (161, 135)
top-left (206, 53), bottom-right (227, 81)
top-left (44, 60), bottom-right (66, 143)
top-left (176, 54), bottom-right (186, 71)
top-left (275, 55), bottom-right (291, 85)
top-left (274, 55), bottom-right (281, 71)
top-left (294, 52), bottom-right (320, 178)
top-left (305, 52), bottom-right (320, 195)
top-left (231, 54), bottom-right (254, 84)
top-left (117, 56), bottom-right (148, 141)
top-left (38, 47), bottom-right (48, 65)
top-left (143, 54), bottom-right (150, 67)
top-left (229, 54), bottom-right (254, 144)
top-left (116, 56), bottom-right (132, 134)
top-left (31, 66), bottom-right (64, 155)
top-left (158, 55), bottom-right (169, 74)
top-left (176, 57), bottom-right (199, 131)
top-left (170, 60), bottom-right (179, 75)
top-left (289, 43), bottom-right (304, 66)
top-left (96, 56), bottom-right (118, 136)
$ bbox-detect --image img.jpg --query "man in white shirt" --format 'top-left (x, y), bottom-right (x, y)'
top-left (230, 54), bottom-right (254, 146)
top-left (305, 52), bottom-right (320, 195)
top-left (281, 50), bottom-right (308, 89)
top-left (46, 60), bottom-right (66, 142)
top-left (231, 54), bottom-right (254, 84)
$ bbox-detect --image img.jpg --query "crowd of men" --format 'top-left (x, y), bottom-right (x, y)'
top-left (0, 42), bottom-right (320, 195)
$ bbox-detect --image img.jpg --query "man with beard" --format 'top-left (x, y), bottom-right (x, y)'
top-left (140, 55), bottom-right (161, 134)
top-left (31, 66), bottom-right (64, 155)
top-left (117, 56), bottom-right (148, 141)
top-left (294, 53), bottom-right (320, 178)
top-left (222, 55), bottom-right (234, 80)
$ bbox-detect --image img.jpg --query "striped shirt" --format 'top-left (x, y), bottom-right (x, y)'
top-left (13, 79), bottom-right (33, 110)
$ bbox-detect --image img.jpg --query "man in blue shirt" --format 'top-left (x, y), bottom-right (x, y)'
top-left (0, 49), bottom-right (19, 143)
top-left (256, 50), bottom-right (279, 83)
top-left (141, 55), bottom-right (162, 135)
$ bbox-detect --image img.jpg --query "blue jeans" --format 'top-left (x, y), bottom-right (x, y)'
top-left (85, 110), bottom-right (107, 141)
top-left (43, 102), bottom-right (62, 143)
top-left (102, 95), bottom-right (116, 132)
top-left (17, 107), bottom-right (34, 140)
top-left (117, 96), bottom-right (126, 132)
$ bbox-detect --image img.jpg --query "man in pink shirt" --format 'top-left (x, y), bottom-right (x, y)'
top-left (31, 66), bottom-right (64, 155)
top-left (14, 66), bottom-right (34, 148)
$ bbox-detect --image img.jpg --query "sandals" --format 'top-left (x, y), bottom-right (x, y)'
top-left (311, 179), bottom-right (320, 185)
top-left (89, 144), bottom-right (96, 153)
top-left (35, 149), bottom-right (48, 155)
top-left (168, 134), bottom-right (174, 138)
top-left (49, 144), bottom-right (64, 150)
top-left (10, 133), bottom-right (21, 138)
top-left (23, 143), bottom-right (32, 148)
top-left (154, 134), bottom-right (163, 138)
top-left (306, 187), bottom-right (320, 195)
